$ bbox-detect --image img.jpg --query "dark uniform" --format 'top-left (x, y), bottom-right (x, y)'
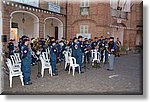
top-left (7, 40), bottom-right (15, 58)
top-left (107, 37), bottom-right (116, 71)
top-left (98, 39), bottom-right (105, 62)
top-left (83, 41), bottom-right (91, 64)
top-left (91, 41), bottom-right (98, 49)
top-left (72, 37), bottom-right (83, 73)
top-left (59, 41), bottom-right (66, 61)
top-left (49, 42), bottom-right (58, 76)
top-left (18, 39), bottom-right (22, 54)
top-left (30, 40), bottom-right (36, 66)
top-left (21, 36), bottom-right (32, 85)
top-left (39, 38), bottom-right (46, 52)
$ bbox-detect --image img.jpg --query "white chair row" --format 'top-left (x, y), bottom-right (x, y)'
top-left (91, 49), bottom-right (101, 66)
top-left (10, 53), bottom-right (21, 68)
top-left (68, 57), bottom-right (81, 76)
top-left (6, 58), bottom-right (24, 88)
top-left (63, 51), bottom-right (80, 76)
top-left (63, 51), bottom-right (71, 70)
top-left (39, 52), bottom-right (52, 77)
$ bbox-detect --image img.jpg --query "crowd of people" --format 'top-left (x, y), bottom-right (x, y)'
top-left (6, 35), bottom-right (122, 86)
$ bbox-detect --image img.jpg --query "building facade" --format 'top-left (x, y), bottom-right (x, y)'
top-left (66, 0), bottom-right (143, 49)
top-left (2, 0), bottom-right (66, 48)
top-left (1, 0), bottom-right (143, 50)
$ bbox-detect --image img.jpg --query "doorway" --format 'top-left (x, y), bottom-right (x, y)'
top-left (55, 26), bottom-right (58, 40)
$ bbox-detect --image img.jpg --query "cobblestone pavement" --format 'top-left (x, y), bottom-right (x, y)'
top-left (2, 53), bottom-right (142, 95)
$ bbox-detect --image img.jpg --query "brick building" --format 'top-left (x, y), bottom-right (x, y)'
top-left (1, 0), bottom-right (143, 50)
top-left (66, 0), bottom-right (143, 49)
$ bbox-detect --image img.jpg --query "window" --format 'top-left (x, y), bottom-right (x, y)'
top-left (80, 0), bottom-right (89, 7)
top-left (54, 0), bottom-right (60, 5)
top-left (80, 0), bottom-right (89, 16)
top-left (80, 25), bottom-right (88, 34)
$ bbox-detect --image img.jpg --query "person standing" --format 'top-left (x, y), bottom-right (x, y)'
top-left (72, 37), bottom-right (84, 73)
top-left (116, 38), bottom-right (121, 57)
top-left (107, 37), bottom-right (116, 71)
top-left (91, 37), bottom-right (98, 49)
top-left (49, 41), bottom-right (58, 76)
top-left (83, 40), bottom-right (91, 64)
top-left (21, 36), bottom-right (32, 85)
top-left (7, 39), bottom-right (15, 58)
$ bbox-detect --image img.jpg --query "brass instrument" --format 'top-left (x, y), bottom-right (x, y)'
top-left (31, 37), bottom-right (42, 55)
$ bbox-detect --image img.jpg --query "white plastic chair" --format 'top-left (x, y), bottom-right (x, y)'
top-left (68, 57), bottom-right (81, 76)
top-left (14, 53), bottom-right (21, 63)
top-left (6, 58), bottom-right (24, 88)
top-left (91, 49), bottom-right (100, 66)
top-left (40, 52), bottom-right (52, 77)
top-left (10, 54), bottom-right (21, 68)
top-left (63, 51), bottom-right (70, 70)
top-left (46, 47), bottom-right (50, 55)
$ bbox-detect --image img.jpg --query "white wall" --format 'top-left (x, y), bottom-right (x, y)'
top-left (10, 12), bottom-right (39, 45)
top-left (45, 18), bottom-right (63, 40)
top-left (12, 13), bottom-right (34, 37)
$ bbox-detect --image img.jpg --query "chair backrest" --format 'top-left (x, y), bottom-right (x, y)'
top-left (10, 55), bottom-right (19, 66)
top-left (68, 51), bottom-right (72, 57)
top-left (6, 58), bottom-right (21, 74)
top-left (69, 57), bottom-right (77, 66)
top-left (91, 49), bottom-right (99, 60)
top-left (46, 47), bottom-right (50, 54)
top-left (14, 53), bottom-right (21, 63)
top-left (42, 52), bottom-right (50, 62)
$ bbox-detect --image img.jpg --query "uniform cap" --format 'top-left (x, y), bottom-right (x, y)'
top-left (78, 36), bottom-right (83, 39)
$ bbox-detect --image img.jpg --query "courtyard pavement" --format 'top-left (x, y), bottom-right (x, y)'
top-left (2, 53), bottom-right (143, 95)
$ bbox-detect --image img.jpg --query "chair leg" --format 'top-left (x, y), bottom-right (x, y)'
top-left (10, 76), bottom-right (12, 88)
top-left (65, 61), bottom-right (67, 69)
top-left (78, 66), bottom-right (81, 74)
top-left (73, 67), bottom-right (75, 76)
top-left (41, 67), bottom-right (44, 77)
top-left (68, 66), bottom-right (71, 74)
top-left (49, 67), bottom-right (53, 76)
top-left (20, 75), bottom-right (24, 86)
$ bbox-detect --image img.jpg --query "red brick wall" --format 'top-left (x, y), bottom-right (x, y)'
top-left (2, 1), bottom-right (143, 49)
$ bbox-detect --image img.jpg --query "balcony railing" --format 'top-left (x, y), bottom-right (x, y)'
top-left (111, 9), bottom-right (128, 19)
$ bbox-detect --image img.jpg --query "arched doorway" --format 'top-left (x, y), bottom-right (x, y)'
top-left (10, 11), bottom-right (39, 45)
top-left (44, 17), bottom-right (63, 40)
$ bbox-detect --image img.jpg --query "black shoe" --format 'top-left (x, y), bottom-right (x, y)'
top-left (107, 69), bottom-right (113, 71)
top-left (81, 71), bottom-right (84, 73)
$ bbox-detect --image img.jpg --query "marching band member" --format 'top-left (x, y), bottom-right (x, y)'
top-left (21, 36), bottom-right (32, 85)
top-left (30, 38), bottom-right (36, 66)
top-left (115, 37), bottom-right (121, 57)
top-left (91, 37), bottom-right (98, 49)
top-left (98, 39), bottom-right (105, 62)
top-left (107, 37), bottom-right (116, 71)
top-left (83, 40), bottom-right (91, 64)
top-left (72, 36), bottom-right (84, 73)
top-left (18, 38), bottom-right (22, 54)
top-left (7, 39), bottom-right (15, 58)
top-left (49, 41), bottom-right (58, 76)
